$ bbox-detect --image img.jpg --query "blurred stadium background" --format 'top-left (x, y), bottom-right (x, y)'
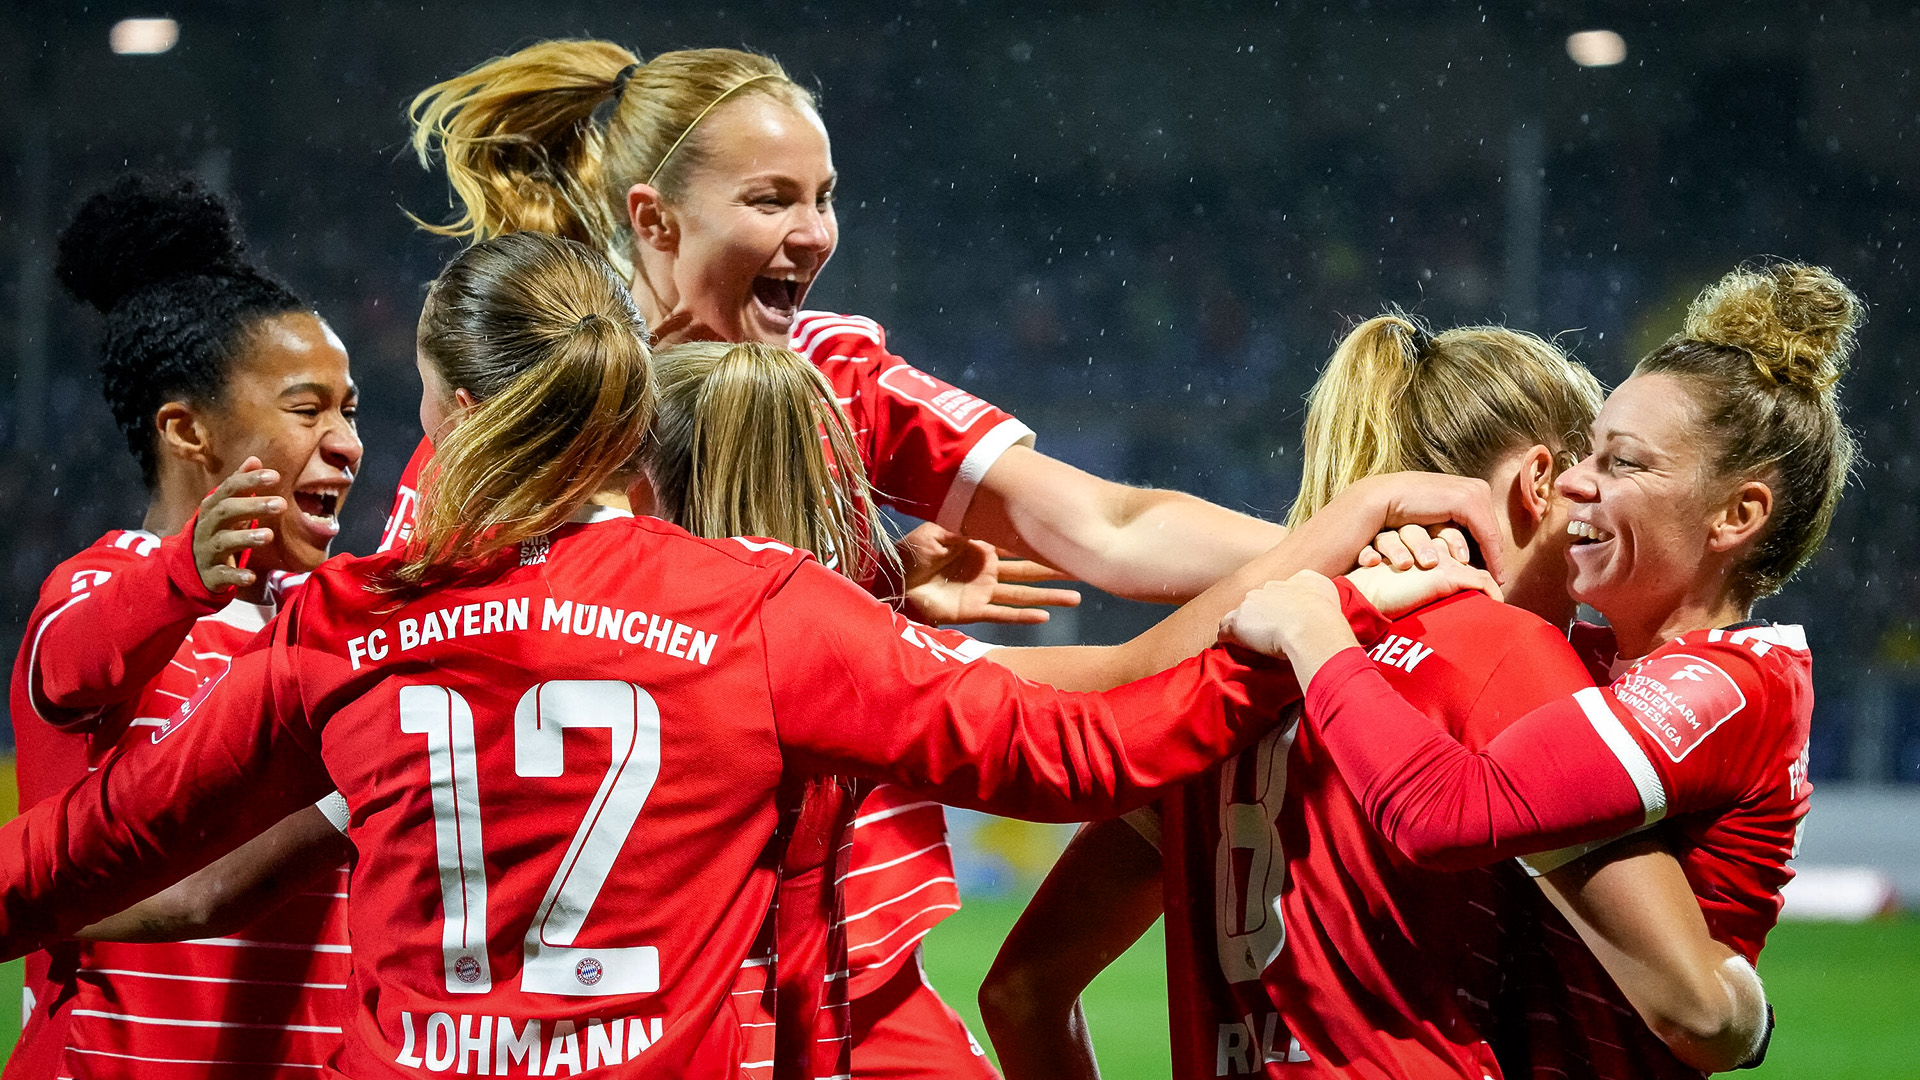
top-left (2, 2), bottom-right (1917, 1074)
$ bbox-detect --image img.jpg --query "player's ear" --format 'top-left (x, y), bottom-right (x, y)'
top-left (154, 400), bottom-right (219, 473)
top-left (1708, 478), bottom-right (1773, 555)
top-left (1513, 444), bottom-right (1555, 527)
top-left (628, 184), bottom-right (677, 254)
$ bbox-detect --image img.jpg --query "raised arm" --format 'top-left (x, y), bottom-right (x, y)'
top-left (762, 560), bottom-right (1300, 822)
top-left (23, 462), bottom-right (283, 728)
top-left (0, 614), bottom-right (331, 958)
top-left (980, 816), bottom-right (1165, 1080)
top-left (990, 472), bottom-right (1507, 691)
top-left (963, 444), bottom-right (1284, 603)
top-left (1537, 837), bottom-right (1770, 1073)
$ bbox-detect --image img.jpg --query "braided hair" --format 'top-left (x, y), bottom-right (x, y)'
top-left (55, 172), bottom-right (309, 486)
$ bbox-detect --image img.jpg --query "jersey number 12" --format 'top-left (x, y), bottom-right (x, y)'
top-left (401, 680), bottom-right (662, 997)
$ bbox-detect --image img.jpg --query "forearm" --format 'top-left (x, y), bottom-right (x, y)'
top-left (78, 803), bottom-right (349, 943)
top-left (993, 571), bottom-right (1391, 693)
top-left (0, 651), bottom-right (326, 956)
top-left (1071, 487), bottom-right (1285, 603)
top-left (29, 530), bottom-right (224, 722)
top-left (1539, 840), bottom-right (1770, 1072)
top-left (1305, 650), bottom-right (1649, 869)
top-left (982, 818), bottom-right (1164, 1080)
top-left (964, 446), bottom-right (1284, 603)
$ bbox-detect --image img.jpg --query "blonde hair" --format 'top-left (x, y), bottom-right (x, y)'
top-left (1290, 311), bottom-right (1604, 526)
top-left (1639, 261), bottom-right (1863, 602)
top-left (644, 340), bottom-right (899, 587)
top-left (398, 232), bottom-right (653, 585)
top-left (408, 40), bottom-right (815, 277)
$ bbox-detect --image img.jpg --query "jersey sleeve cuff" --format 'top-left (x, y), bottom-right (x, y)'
top-left (315, 791), bottom-right (351, 834)
top-left (159, 522), bottom-right (229, 611)
top-left (933, 418), bottom-right (1037, 532)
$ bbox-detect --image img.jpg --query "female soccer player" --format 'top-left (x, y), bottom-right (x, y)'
top-left (0, 230), bottom-right (1405, 1080)
top-left (982, 310), bottom-right (1776, 1080)
top-left (6, 174), bottom-right (360, 1079)
top-left (626, 336), bottom-right (1504, 1078)
top-left (395, 41), bottom-right (1299, 1076)
top-left (1225, 262), bottom-right (1857, 1077)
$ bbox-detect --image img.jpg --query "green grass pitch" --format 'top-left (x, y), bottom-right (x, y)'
top-left (920, 898), bottom-right (1920, 1080)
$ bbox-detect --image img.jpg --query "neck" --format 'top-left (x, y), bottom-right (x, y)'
top-left (1607, 571), bottom-right (1750, 661)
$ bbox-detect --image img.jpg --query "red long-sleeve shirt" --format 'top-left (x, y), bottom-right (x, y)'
top-left (7, 527), bottom-right (349, 1080)
top-left (1302, 619), bottom-right (1813, 963)
top-left (0, 509), bottom-right (1292, 1079)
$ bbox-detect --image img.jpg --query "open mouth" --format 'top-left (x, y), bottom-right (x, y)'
top-left (1567, 520), bottom-right (1615, 545)
top-left (750, 275), bottom-right (805, 321)
top-left (293, 488), bottom-right (344, 538)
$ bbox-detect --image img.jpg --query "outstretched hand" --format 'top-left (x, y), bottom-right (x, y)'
top-left (899, 523), bottom-right (1082, 626)
top-left (1218, 571), bottom-right (1358, 685)
top-left (193, 457), bottom-right (280, 593)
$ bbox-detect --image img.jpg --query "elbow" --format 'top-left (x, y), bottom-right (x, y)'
top-left (1644, 964), bottom-right (1767, 1073)
top-left (1385, 827), bottom-right (1487, 873)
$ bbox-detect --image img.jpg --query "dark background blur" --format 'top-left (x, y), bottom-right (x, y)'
top-left (3, 1), bottom-right (1918, 782)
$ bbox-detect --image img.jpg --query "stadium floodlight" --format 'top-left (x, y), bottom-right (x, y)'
top-left (110, 18), bottom-right (179, 55)
top-left (1565, 29), bottom-right (1626, 67)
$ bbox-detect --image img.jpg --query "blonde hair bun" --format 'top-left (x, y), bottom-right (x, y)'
top-left (1683, 262), bottom-right (1863, 395)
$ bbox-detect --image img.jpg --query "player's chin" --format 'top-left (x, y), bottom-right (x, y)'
top-left (278, 515), bottom-right (340, 572)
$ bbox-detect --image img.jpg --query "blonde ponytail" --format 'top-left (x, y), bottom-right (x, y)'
top-left (409, 40), bottom-right (814, 278)
top-left (1289, 313), bottom-right (1426, 526)
top-left (408, 40), bottom-right (636, 250)
top-left (1291, 310), bottom-right (1602, 527)
top-left (645, 341), bottom-right (900, 587)
top-left (398, 232), bottom-right (653, 586)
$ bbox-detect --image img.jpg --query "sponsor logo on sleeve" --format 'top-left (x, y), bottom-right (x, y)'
top-left (1613, 652), bottom-right (1745, 762)
top-left (151, 669), bottom-right (227, 743)
top-left (877, 364), bottom-right (995, 432)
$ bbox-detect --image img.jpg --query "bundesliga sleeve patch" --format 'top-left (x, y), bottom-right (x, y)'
top-left (1613, 652), bottom-right (1746, 762)
top-left (877, 364), bottom-right (997, 431)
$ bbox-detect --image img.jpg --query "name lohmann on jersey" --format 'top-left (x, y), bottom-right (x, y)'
top-left (393, 1009), bottom-right (666, 1076)
top-left (344, 596), bottom-right (722, 671)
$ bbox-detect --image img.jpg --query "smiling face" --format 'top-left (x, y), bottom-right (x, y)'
top-left (632, 95), bottom-right (838, 345)
top-left (202, 312), bottom-right (362, 574)
top-left (1556, 372), bottom-right (1727, 631)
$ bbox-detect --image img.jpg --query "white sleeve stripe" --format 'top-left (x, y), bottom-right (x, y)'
top-left (790, 313), bottom-right (883, 356)
top-left (27, 592), bottom-right (93, 722)
top-left (315, 791), bottom-right (350, 834)
top-left (934, 418), bottom-right (1037, 532)
top-left (1574, 686), bottom-right (1668, 826)
top-left (953, 637), bottom-right (997, 663)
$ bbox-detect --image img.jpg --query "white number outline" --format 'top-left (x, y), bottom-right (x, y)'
top-left (1214, 717), bottom-right (1297, 983)
top-left (401, 680), bottom-right (663, 997)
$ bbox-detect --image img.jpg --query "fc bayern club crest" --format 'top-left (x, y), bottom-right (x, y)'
top-left (575, 957), bottom-right (604, 986)
top-left (454, 955), bottom-right (483, 984)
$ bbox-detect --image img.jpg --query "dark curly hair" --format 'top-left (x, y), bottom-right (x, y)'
top-left (55, 172), bottom-right (310, 487)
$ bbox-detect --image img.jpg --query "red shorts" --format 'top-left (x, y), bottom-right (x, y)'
top-left (850, 948), bottom-right (1000, 1080)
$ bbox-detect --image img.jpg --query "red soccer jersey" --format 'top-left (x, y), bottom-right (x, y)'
top-left (0, 509), bottom-right (1293, 1080)
top-left (379, 311), bottom-right (1037, 1004)
top-left (1301, 616), bottom-right (1815, 1078)
top-left (7, 528), bottom-right (349, 1079)
top-left (1156, 590), bottom-right (1594, 1080)
top-left (1493, 621), bottom-right (1813, 1080)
